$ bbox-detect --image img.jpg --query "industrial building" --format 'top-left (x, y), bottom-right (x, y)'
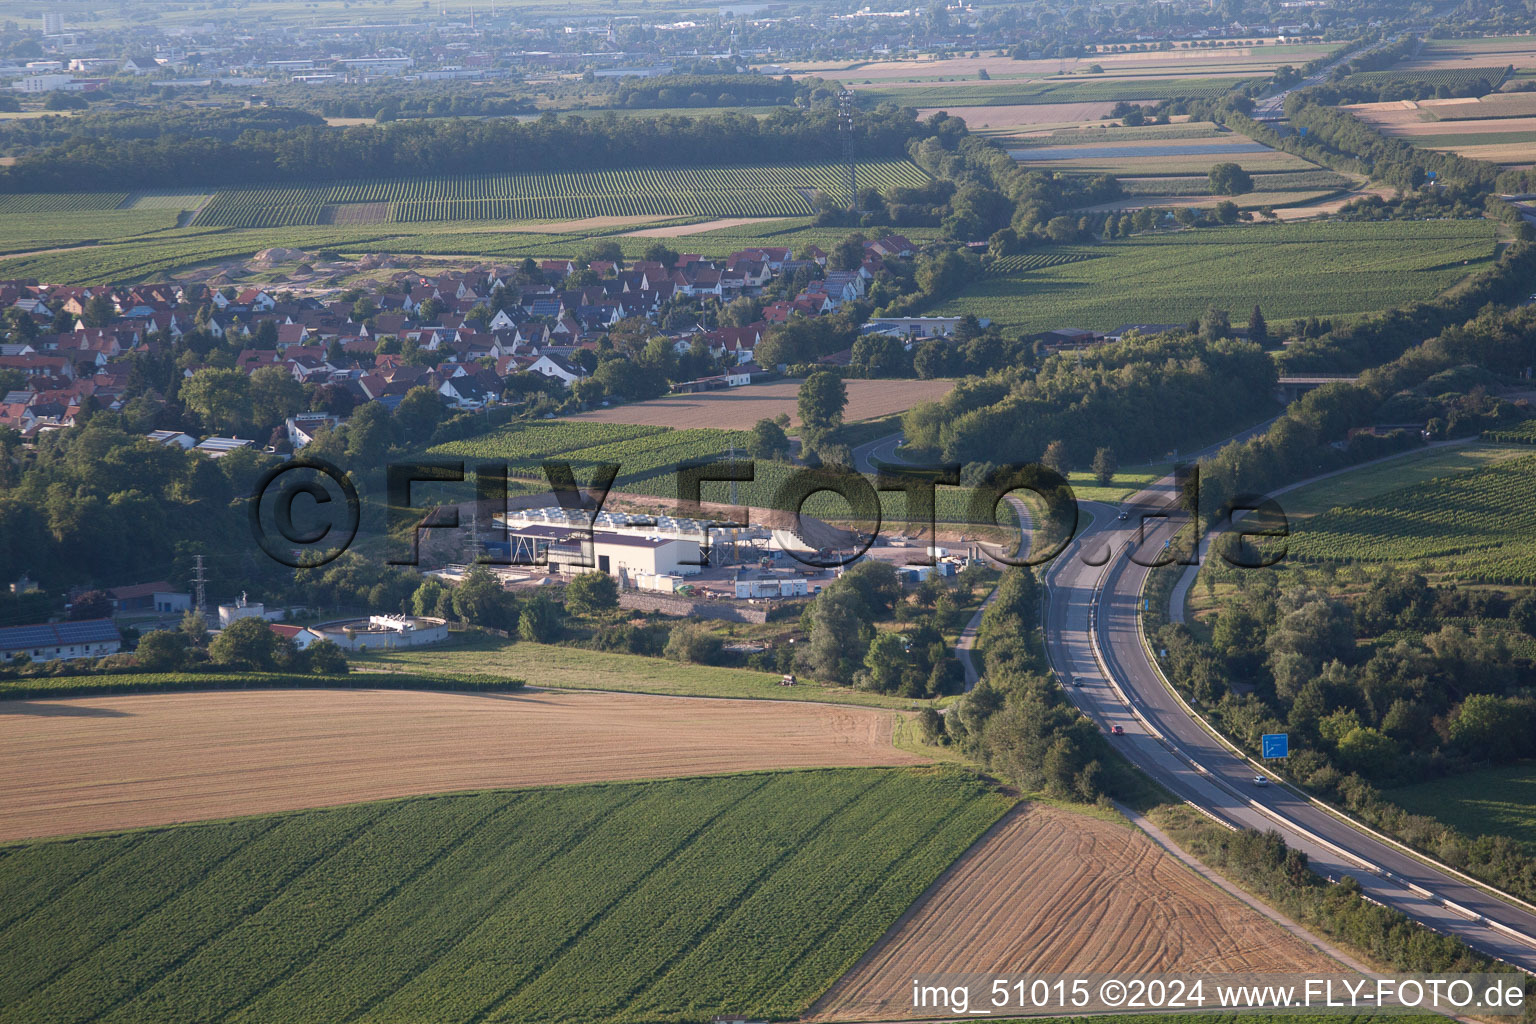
top-left (490, 524), bottom-right (703, 582)
top-left (307, 615), bottom-right (449, 651)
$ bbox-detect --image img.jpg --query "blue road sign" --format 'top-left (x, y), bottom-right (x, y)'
top-left (1262, 733), bottom-right (1289, 759)
top-left (1299, 126), bottom-right (1308, 137)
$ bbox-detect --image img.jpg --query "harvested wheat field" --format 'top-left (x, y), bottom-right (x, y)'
top-left (566, 377), bottom-right (954, 429)
top-left (808, 803), bottom-right (1341, 1020)
top-left (0, 688), bottom-right (921, 841)
top-left (623, 215), bottom-right (778, 236)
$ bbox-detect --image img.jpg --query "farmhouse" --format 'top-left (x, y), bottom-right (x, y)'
top-left (107, 581), bottom-right (192, 616)
top-left (0, 618), bottom-right (122, 663)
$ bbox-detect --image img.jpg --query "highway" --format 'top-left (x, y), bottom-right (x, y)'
top-left (1041, 476), bottom-right (1536, 972)
top-left (853, 423), bottom-right (1536, 968)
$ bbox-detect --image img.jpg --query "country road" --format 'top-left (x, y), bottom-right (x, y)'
top-left (1042, 478), bottom-right (1536, 972)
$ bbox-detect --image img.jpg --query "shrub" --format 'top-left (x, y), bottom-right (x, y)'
top-left (664, 622), bottom-right (723, 665)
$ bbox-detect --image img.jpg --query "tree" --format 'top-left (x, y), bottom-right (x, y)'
top-left (1248, 305), bottom-right (1269, 346)
top-left (799, 588), bottom-right (869, 684)
top-left (306, 638), bottom-right (349, 675)
top-left (68, 589), bottom-right (113, 620)
top-left (565, 571), bottom-right (619, 615)
top-left (1045, 216), bottom-right (1078, 243)
top-left (394, 385), bottom-right (445, 445)
top-left (1209, 162), bottom-right (1254, 196)
top-left (452, 565), bottom-right (518, 631)
top-left (344, 401), bottom-right (395, 464)
top-left (664, 621), bottom-right (722, 664)
top-left (1198, 306), bottom-right (1231, 342)
top-left (180, 368), bottom-right (252, 432)
top-left (82, 293), bottom-right (115, 328)
top-left (850, 333), bottom-right (907, 378)
top-left (1335, 726), bottom-right (1400, 778)
top-left (1040, 439), bottom-right (1071, 475)
top-left (518, 593), bottom-right (562, 642)
top-left (579, 240), bottom-right (624, 268)
top-left (642, 242), bottom-right (679, 269)
top-left (829, 233), bottom-right (867, 271)
top-left (721, 295), bottom-right (761, 327)
top-left (798, 370), bottom-right (847, 440)
top-left (134, 629), bottom-right (188, 671)
top-left (180, 609), bottom-right (208, 646)
top-left (411, 578), bottom-right (453, 619)
top-left (249, 365), bottom-right (304, 428)
top-left (209, 616), bottom-right (285, 670)
top-left (747, 417), bottom-right (792, 461)
top-left (1091, 446), bottom-right (1118, 486)
top-left (1448, 694), bottom-right (1536, 763)
top-left (858, 631), bottom-right (908, 693)
top-left (913, 340), bottom-right (952, 379)
top-left (834, 560), bottom-right (902, 618)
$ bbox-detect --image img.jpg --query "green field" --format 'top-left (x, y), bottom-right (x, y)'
top-left (0, 162), bottom-right (930, 232)
top-left (1278, 442), bottom-right (1530, 520)
top-left (355, 635), bottom-right (927, 707)
top-left (0, 768), bottom-right (1012, 1024)
top-left (430, 421), bottom-right (1007, 524)
top-left (1119, 170), bottom-right (1357, 195)
top-left (0, 209), bottom-right (184, 256)
top-left (1289, 449), bottom-right (1536, 583)
top-left (855, 75), bottom-right (1261, 107)
top-left (1344, 65), bottom-right (1512, 90)
top-left (1010, 143), bottom-right (1317, 178)
top-left (0, 214), bottom-right (948, 285)
top-left (1386, 762), bottom-right (1536, 847)
top-left (1409, 129), bottom-right (1536, 148)
top-left (0, 191), bottom-right (130, 213)
top-left (935, 220), bottom-right (1497, 333)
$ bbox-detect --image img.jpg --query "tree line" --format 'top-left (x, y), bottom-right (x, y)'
top-left (900, 326), bottom-right (1278, 468)
top-left (0, 106), bottom-right (932, 193)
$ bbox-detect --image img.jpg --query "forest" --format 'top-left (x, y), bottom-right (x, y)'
top-left (0, 105), bottom-right (931, 193)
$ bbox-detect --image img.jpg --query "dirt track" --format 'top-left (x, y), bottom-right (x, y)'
top-left (808, 804), bottom-right (1341, 1020)
top-left (0, 688), bottom-right (921, 841)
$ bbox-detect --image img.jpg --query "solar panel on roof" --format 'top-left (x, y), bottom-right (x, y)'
top-left (0, 625), bottom-right (57, 648)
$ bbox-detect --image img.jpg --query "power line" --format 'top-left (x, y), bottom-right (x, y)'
top-left (839, 90), bottom-right (858, 215)
top-left (192, 554), bottom-right (207, 617)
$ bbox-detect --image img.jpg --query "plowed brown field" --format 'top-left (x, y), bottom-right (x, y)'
top-left (0, 688), bottom-right (920, 841)
top-left (565, 377), bottom-right (954, 429)
top-left (808, 804), bottom-right (1340, 1020)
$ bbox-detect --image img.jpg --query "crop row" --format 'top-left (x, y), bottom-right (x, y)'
top-left (1119, 169), bottom-right (1355, 196)
top-left (1483, 422), bottom-right (1536, 444)
top-left (0, 191), bottom-right (129, 214)
top-left (190, 162), bottom-right (930, 228)
top-left (1007, 122), bottom-right (1226, 148)
top-left (985, 250), bottom-right (1105, 276)
top-left (0, 770), bottom-right (1007, 1023)
top-left (1347, 64), bottom-right (1512, 89)
top-left (1289, 453), bottom-right (1536, 581)
top-left (390, 189), bottom-right (812, 222)
top-left (429, 421), bottom-right (668, 465)
top-left (935, 220), bottom-right (1496, 332)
